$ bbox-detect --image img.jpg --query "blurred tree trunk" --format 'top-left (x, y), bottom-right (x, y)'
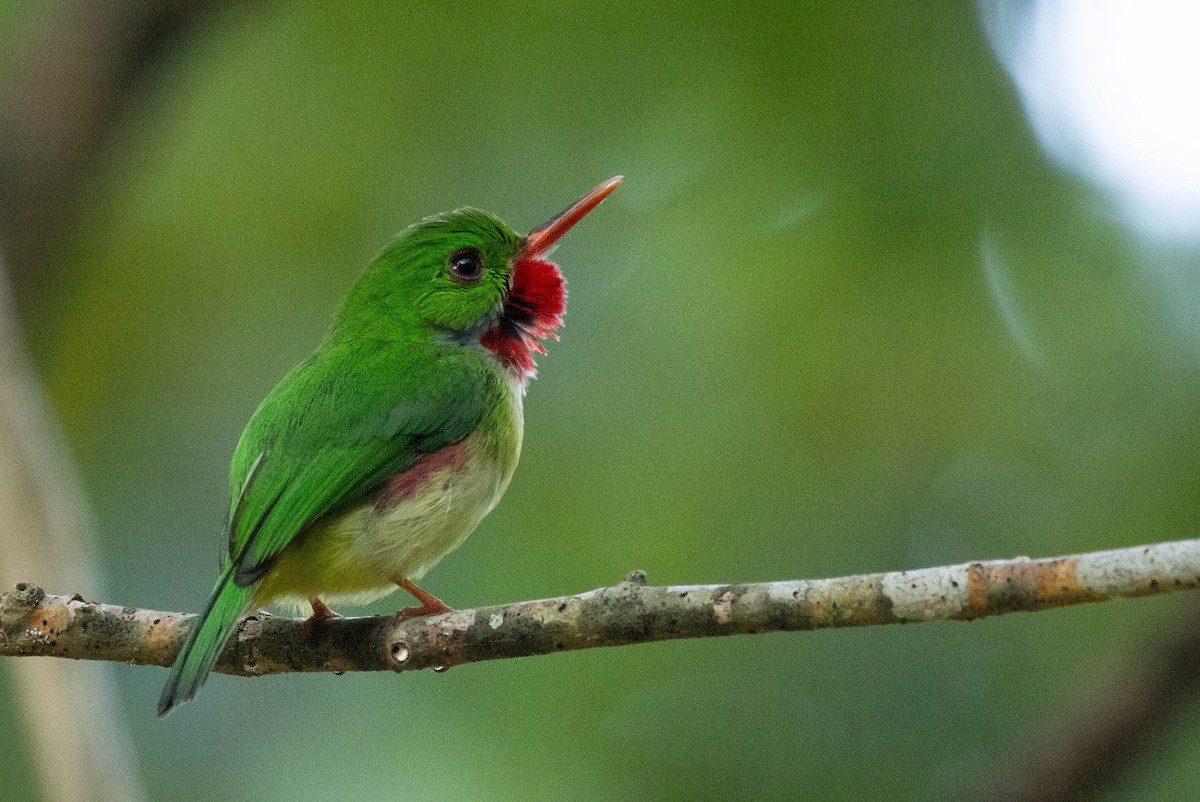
top-left (0, 1), bottom-right (228, 798)
top-left (0, 264), bottom-right (145, 801)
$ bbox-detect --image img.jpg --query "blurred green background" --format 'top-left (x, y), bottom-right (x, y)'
top-left (3, 0), bottom-right (1200, 799)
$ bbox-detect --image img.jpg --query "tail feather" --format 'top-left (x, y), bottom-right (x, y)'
top-left (158, 567), bottom-right (251, 716)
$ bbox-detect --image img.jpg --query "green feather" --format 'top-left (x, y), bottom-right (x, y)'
top-left (227, 341), bottom-right (492, 585)
top-left (157, 177), bottom-right (618, 715)
top-left (158, 209), bottom-right (523, 716)
top-left (158, 566), bottom-right (250, 715)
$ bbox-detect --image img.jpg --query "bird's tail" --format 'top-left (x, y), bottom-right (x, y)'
top-left (158, 565), bottom-right (251, 716)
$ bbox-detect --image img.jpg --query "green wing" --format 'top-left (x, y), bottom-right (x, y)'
top-left (225, 342), bottom-right (491, 587)
top-left (159, 342), bottom-right (492, 716)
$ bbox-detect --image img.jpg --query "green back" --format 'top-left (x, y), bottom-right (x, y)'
top-left (160, 207), bottom-right (526, 715)
top-left (225, 208), bottom-right (524, 585)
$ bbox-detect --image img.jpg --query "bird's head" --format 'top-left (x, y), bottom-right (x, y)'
top-left (344, 176), bottom-right (621, 380)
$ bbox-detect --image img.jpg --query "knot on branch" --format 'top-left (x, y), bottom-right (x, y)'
top-left (621, 569), bottom-right (648, 587)
top-left (9, 582), bottom-right (46, 609)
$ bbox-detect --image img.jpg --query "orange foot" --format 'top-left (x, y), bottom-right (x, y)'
top-left (302, 597), bottom-right (340, 639)
top-left (392, 577), bottom-right (454, 620)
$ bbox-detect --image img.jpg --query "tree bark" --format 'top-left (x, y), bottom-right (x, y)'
top-left (4, 537), bottom-right (1199, 678)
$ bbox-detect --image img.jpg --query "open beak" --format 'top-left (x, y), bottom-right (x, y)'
top-left (522, 175), bottom-right (623, 258)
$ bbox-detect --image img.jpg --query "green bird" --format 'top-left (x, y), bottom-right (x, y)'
top-left (158, 176), bottom-right (622, 715)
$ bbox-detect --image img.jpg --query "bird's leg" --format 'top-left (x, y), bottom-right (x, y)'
top-left (302, 597), bottom-right (340, 639)
top-left (393, 577), bottom-right (454, 620)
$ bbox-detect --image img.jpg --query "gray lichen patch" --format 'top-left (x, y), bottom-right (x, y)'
top-left (882, 566), bottom-right (969, 621)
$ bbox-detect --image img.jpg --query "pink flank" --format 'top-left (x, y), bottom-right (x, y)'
top-left (374, 440), bottom-right (470, 511)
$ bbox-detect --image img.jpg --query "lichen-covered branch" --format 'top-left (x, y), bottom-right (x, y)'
top-left (3, 537), bottom-right (1200, 677)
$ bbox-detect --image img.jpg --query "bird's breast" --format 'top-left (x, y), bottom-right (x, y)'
top-left (349, 374), bottom-right (524, 574)
top-left (357, 433), bottom-right (511, 573)
top-left (257, 369), bottom-right (524, 611)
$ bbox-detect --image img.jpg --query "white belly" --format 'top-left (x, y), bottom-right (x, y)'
top-left (347, 436), bottom-right (513, 581)
top-left (259, 405), bottom-right (523, 614)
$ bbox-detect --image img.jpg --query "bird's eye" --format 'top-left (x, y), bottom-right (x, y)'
top-left (448, 247), bottom-right (485, 282)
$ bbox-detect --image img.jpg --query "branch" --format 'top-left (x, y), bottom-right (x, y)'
top-left (3, 538), bottom-right (1200, 676)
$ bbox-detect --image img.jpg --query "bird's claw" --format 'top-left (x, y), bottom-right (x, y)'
top-left (302, 599), bottom-right (341, 640)
top-left (394, 599), bottom-right (454, 621)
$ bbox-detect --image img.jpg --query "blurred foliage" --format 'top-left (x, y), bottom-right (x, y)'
top-left (3, 0), bottom-right (1200, 799)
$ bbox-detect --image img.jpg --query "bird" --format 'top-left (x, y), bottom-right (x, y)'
top-left (158, 176), bottom-right (622, 715)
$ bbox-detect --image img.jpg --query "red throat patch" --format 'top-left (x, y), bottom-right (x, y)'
top-left (480, 256), bottom-right (566, 379)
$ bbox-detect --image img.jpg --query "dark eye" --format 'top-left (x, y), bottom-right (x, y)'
top-left (448, 247), bottom-right (485, 282)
